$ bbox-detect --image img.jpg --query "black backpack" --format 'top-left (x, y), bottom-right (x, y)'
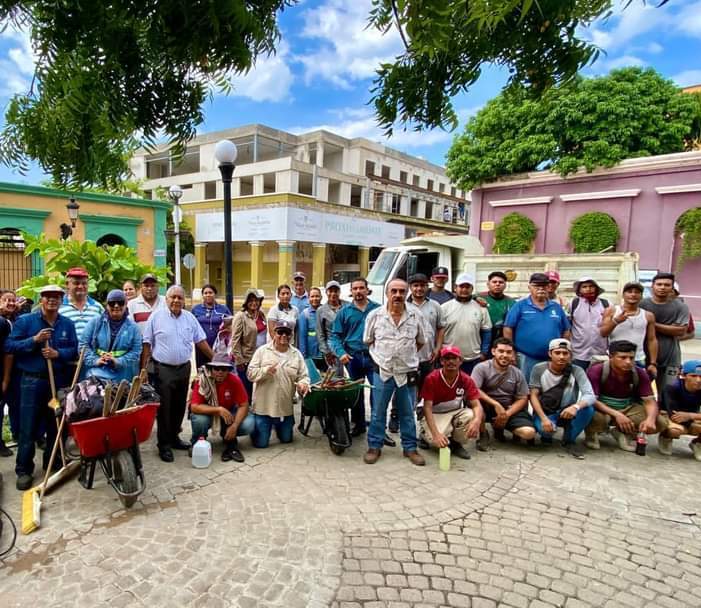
top-left (570, 296), bottom-right (609, 317)
top-left (539, 365), bottom-right (573, 415)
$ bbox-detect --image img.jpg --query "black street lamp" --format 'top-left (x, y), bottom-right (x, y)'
top-left (61, 196), bottom-right (81, 239)
top-left (214, 139), bottom-right (238, 311)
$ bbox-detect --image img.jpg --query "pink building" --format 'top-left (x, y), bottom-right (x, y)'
top-left (470, 151), bottom-right (701, 318)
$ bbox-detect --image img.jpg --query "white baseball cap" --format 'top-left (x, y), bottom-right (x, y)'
top-left (455, 272), bottom-right (475, 286)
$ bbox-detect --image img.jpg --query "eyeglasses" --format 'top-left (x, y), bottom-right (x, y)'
top-left (107, 301), bottom-right (126, 308)
top-left (275, 330), bottom-right (292, 336)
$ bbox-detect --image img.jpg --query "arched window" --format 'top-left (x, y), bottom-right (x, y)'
top-left (96, 234), bottom-right (127, 247)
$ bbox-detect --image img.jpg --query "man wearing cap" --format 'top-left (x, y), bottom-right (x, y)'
top-left (529, 339), bottom-right (595, 458)
top-left (190, 353), bottom-right (254, 463)
top-left (471, 337), bottom-right (535, 445)
top-left (600, 282), bottom-right (657, 373)
top-left (316, 280), bottom-right (346, 376)
top-left (546, 271), bottom-right (568, 309)
top-left (247, 319), bottom-right (310, 448)
top-left (330, 278), bottom-right (380, 436)
top-left (639, 272), bottom-right (690, 410)
top-left (128, 273), bottom-right (166, 334)
top-left (6, 285), bottom-right (78, 490)
top-left (478, 271), bottom-right (514, 345)
top-left (419, 345), bottom-right (483, 460)
top-left (503, 273), bottom-right (571, 383)
top-left (363, 278), bottom-right (426, 465)
top-left (59, 267), bottom-right (103, 340)
top-left (80, 289), bottom-right (142, 382)
top-left (435, 272), bottom-right (492, 375)
top-left (291, 272), bottom-right (310, 312)
top-left (568, 277), bottom-right (610, 369)
top-left (142, 285), bottom-right (214, 462)
top-left (662, 360), bottom-right (701, 461)
top-left (585, 340), bottom-right (673, 453)
top-left (428, 266), bottom-right (454, 305)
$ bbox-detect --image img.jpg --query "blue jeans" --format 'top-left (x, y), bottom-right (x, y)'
top-left (236, 364), bottom-right (254, 404)
top-left (251, 414), bottom-right (294, 448)
top-left (190, 411), bottom-right (255, 445)
top-left (517, 353), bottom-right (546, 384)
top-left (16, 373), bottom-right (59, 476)
top-left (460, 358), bottom-right (481, 375)
top-left (346, 351), bottom-right (375, 430)
top-left (368, 376), bottom-right (417, 451)
top-left (534, 406), bottom-right (594, 444)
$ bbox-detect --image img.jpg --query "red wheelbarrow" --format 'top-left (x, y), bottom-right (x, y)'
top-left (69, 403), bottom-right (159, 508)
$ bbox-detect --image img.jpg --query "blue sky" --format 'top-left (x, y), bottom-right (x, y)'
top-left (0, 0), bottom-right (700, 185)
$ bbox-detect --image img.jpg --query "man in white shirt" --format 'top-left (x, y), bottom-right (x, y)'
top-left (128, 273), bottom-right (166, 333)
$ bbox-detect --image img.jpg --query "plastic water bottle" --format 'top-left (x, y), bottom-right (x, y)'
top-left (192, 436), bottom-right (212, 468)
top-left (439, 447), bottom-right (451, 471)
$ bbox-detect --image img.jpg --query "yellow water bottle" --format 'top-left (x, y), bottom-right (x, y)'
top-left (439, 447), bottom-right (451, 471)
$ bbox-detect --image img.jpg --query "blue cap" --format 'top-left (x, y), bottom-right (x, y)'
top-left (106, 289), bottom-right (126, 303)
top-left (682, 360), bottom-right (701, 375)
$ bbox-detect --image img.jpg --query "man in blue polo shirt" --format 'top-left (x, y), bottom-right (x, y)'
top-left (330, 277), bottom-right (380, 436)
top-left (503, 273), bottom-right (571, 383)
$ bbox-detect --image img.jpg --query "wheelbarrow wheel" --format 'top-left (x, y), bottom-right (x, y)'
top-left (113, 450), bottom-right (139, 508)
top-left (329, 443), bottom-right (346, 456)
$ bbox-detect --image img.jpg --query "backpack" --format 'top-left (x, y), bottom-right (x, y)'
top-left (539, 365), bottom-right (573, 415)
top-left (570, 296), bottom-right (609, 317)
top-left (600, 359), bottom-right (639, 394)
top-left (62, 377), bottom-right (108, 422)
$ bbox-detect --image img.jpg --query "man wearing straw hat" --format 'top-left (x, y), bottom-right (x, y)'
top-left (6, 285), bottom-right (78, 491)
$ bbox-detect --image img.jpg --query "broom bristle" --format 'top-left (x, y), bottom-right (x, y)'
top-left (21, 488), bottom-right (41, 535)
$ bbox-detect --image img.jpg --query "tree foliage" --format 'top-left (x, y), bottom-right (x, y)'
top-left (0, 0), bottom-right (291, 189)
top-left (369, 0), bottom-right (670, 135)
top-left (569, 212), bottom-right (620, 253)
top-left (493, 213), bottom-right (537, 254)
top-left (446, 68), bottom-right (701, 190)
top-left (18, 233), bottom-right (169, 302)
top-left (675, 208), bottom-right (701, 270)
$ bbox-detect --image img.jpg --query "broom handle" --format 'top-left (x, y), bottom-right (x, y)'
top-left (39, 411), bottom-right (67, 500)
top-left (45, 343), bottom-right (67, 467)
top-left (71, 347), bottom-right (87, 389)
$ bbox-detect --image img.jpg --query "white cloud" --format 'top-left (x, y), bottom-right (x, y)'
top-left (297, 0), bottom-right (403, 88)
top-left (289, 107), bottom-right (453, 149)
top-left (605, 54), bottom-right (646, 70)
top-left (0, 28), bottom-right (36, 97)
top-left (673, 69), bottom-right (701, 88)
top-left (677, 1), bottom-right (701, 38)
top-left (646, 41), bottom-right (664, 54)
top-left (228, 42), bottom-right (294, 102)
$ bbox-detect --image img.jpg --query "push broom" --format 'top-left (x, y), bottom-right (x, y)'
top-left (21, 348), bottom-right (85, 534)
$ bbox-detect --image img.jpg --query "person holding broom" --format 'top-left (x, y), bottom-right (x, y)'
top-left (6, 285), bottom-right (78, 491)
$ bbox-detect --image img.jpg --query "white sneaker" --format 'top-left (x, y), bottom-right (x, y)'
top-left (658, 435), bottom-right (673, 456)
top-left (611, 429), bottom-right (636, 452)
top-left (690, 441), bottom-right (701, 462)
top-left (585, 433), bottom-right (600, 450)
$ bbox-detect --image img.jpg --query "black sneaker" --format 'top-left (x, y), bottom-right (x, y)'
top-left (158, 448), bottom-right (174, 463)
top-left (350, 425), bottom-right (366, 437)
top-left (494, 428), bottom-right (506, 442)
top-left (450, 441), bottom-right (471, 460)
top-left (222, 442), bottom-right (244, 463)
top-left (418, 438), bottom-right (430, 450)
top-left (172, 438), bottom-right (190, 451)
top-left (388, 416), bottom-right (399, 434)
top-left (383, 433), bottom-right (397, 448)
top-left (563, 442), bottom-right (585, 460)
top-left (476, 430), bottom-right (490, 452)
top-left (16, 474), bottom-right (33, 491)
top-left (0, 441), bottom-right (12, 457)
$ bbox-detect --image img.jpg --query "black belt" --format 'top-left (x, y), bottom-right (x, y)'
top-left (153, 359), bottom-right (190, 370)
top-left (22, 371), bottom-right (49, 379)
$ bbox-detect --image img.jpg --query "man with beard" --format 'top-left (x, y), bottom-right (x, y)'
top-left (435, 273), bottom-right (492, 375)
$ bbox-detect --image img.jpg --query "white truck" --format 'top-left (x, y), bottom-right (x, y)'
top-left (349, 234), bottom-right (639, 305)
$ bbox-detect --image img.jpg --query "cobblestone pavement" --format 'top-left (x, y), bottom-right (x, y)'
top-left (1, 409), bottom-right (700, 608)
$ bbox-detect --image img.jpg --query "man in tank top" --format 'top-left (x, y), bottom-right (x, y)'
top-left (600, 282), bottom-right (657, 375)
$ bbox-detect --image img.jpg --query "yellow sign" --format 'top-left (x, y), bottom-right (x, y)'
top-left (481, 221), bottom-right (495, 231)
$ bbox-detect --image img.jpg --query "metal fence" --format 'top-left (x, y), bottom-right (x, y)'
top-left (0, 229), bottom-right (39, 290)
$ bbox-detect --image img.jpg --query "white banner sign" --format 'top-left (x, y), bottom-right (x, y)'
top-left (195, 207), bottom-right (404, 248)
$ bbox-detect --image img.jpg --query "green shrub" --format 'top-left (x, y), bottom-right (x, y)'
top-left (569, 212), bottom-right (620, 253)
top-left (493, 212), bottom-right (537, 254)
top-left (675, 207), bottom-right (701, 269)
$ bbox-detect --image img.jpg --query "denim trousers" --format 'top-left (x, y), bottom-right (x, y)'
top-left (16, 374), bottom-right (58, 476)
top-left (236, 363), bottom-right (254, 404)
top-left (517, 353), bottom-right (546, 385)
top-left (368, 375), bottom-right (417, 451)
top-left (534, 406), bottom-right (594, 444)
top-left (346, 351), bottom-right (375, 429)
top-left (190, 411), bottom-right (255, 445)
top-left (251, 414), bottom-right (294, 448)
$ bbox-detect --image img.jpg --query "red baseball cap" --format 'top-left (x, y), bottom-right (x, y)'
top-left (546, 270), bottom-right (560, 283)
top-left (66, 267), bottom-right (89, 278)
top-left (440, 345), bottom-right (462, 358)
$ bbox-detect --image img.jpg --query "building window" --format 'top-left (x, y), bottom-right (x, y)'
top-left (427, 179), bottom-right (434, 191)
top-left (425, 202), bottom-right (432, 219)
top-left (451, 186), bottom-right (456, 197)
top-left (350, 185), bottom-right (362, 208)
top-left (391, 194), bottom-right (401, 214)
top-left (381, 165), bottom-right (391, 179)
top-left (439, 183), bottom-right (445, 193)
top-left (410, 198), bottom-right (419, 217)
top-left (399, 171), bottom-right (408, 183)
top-left (412, 175), bottom-right (420, 187)
top-left (204, 181), bottom-right (217, 199)
top-left (365, 160), bottom-right (376, 176)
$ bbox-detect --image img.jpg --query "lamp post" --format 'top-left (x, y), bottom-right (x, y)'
top-left (168, 184), bottom-right (183, 285)
top-left (60, 197), bottom-right (80, 239)
top-left (214, 140), bottom-right (238, 311)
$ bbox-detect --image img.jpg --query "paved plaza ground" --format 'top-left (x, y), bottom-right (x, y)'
top-left (1, 342), bottom-right (700, 607)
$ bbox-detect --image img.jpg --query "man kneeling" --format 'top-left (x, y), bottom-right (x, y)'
top-left (190, 353), bottom-right (254, 462)
top-left (472, 338), bottom-right (535, 445)
top-left (530, 339), bottom-right (595, 459)
top-left (419, 346), bottom-right (484, 460)
top-left (585, 340), bottom-right (672, 453)
top-left (663, 360), bottom-right (701, 460)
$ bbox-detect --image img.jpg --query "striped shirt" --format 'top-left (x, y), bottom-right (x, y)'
top-left (143, 307), bottom-right (207, 366)
top-left (59, 295), bottom-right (103, 340)
top-left (128, 294), bottom-right (166, 333)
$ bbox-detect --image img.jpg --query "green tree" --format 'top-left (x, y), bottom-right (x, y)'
top-left (17, 233), bottom-right (168, 302)
top-left (446, 68), bottom-right (701, 190)
top-left (369, 0), bottom-right (670, 135)
top-left (0, 0), bottom-right (290, 189)
top-left (493, 213), bottom-right (537, 254)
